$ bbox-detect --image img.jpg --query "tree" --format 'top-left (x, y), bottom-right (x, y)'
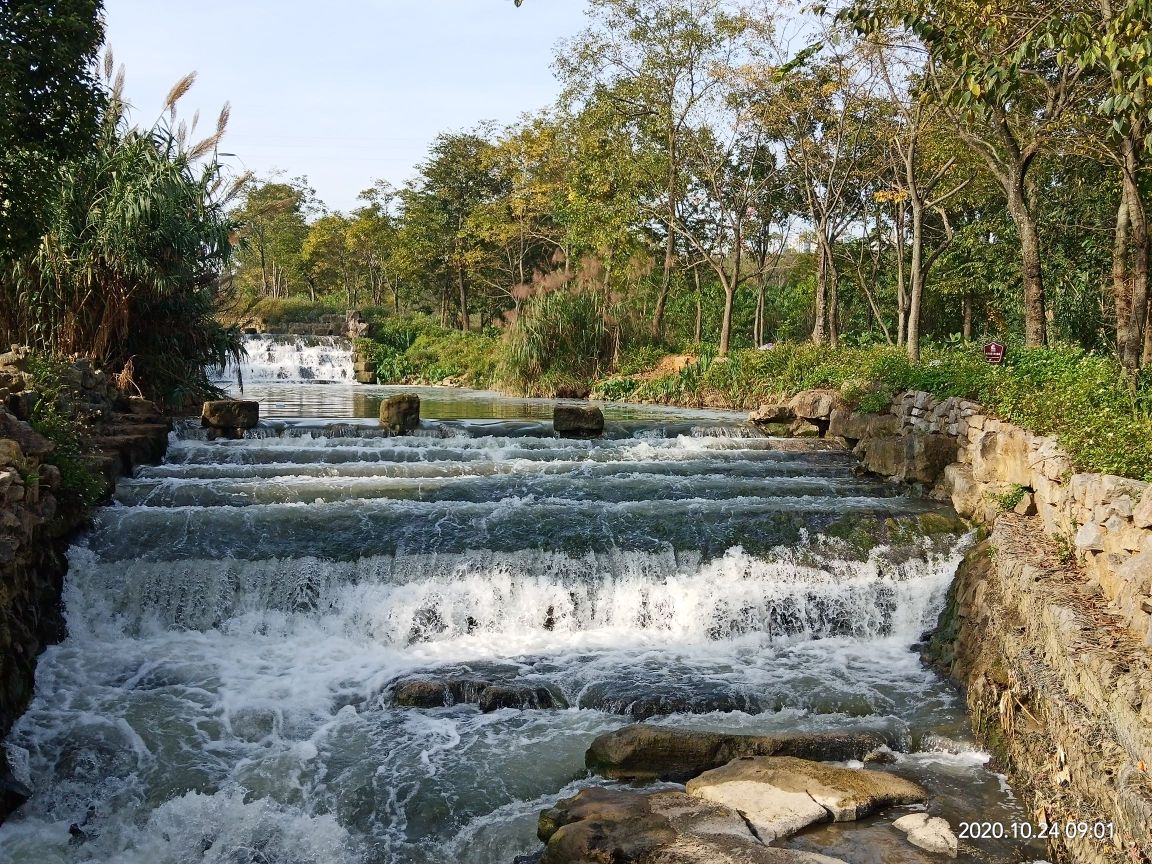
top-left (349, 181), bottom-right (401, 309)
top-left (0, 0), bottom-right (105, 261)
top-left (231, 178), bottom-right (317, 299)
top-left (1060, 0), bottom-right (1152, 367)
top-left (557, 0), bottom-right (747, 337)
top-left (844, 0), bottom-right (1087, 347)
top-left (754, 47), bottom-right (893, 346)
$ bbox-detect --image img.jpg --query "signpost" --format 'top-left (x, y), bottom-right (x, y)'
top-left (983, 341), bottom-right (1006, 365)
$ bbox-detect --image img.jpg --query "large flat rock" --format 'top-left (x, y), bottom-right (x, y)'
top-left (586, 724), bottom-right (889, 782)
top-left (537, 787), bottom-right (849, 864)
top-left (685, 757), bottom-right (927, 843)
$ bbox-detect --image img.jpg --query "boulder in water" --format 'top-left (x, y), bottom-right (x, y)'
top-left (892, 813), bottom-right (958, 857)
top-left (390, 676), bottom-right (567, 711)
top-left (789, 390), bottom-right (838, 422)
top-left (749, 401), bottom-right (795, 424)
top-left (0, 754), bottom-right (31, 822)
top-left (536, 787), bottom-right (849, 864)
top-left (586, 724), bottom-right (890, 782)
top-left (576, 681), bottom-right (755, 719)
top-left (553, 405), bottom-right (603, 438)
top-left (391, 677), bottom-right (489, 708)
top-left (201, 400), bottom-right (259, 430)
top-left (478, 684), bottom-right (566, 712)
top-left (686, 757), bottom-right (928, 843)
top-left (380, 394), bottom-right (420, 434)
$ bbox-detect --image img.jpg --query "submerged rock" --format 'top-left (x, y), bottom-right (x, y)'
top-left (536, 787), bottom-right (849, 864)
top-left (0, 755), bottom-right (31, 821)
top-left (201, 399), bottom-right (259, 430)
top-left (685, 757), bottom-right (928, 843)
top-left (585, 724), bottom-right (891, 782)
top-left (892, 813), bottom-right (958, 857)
top-left (380, 394), bottom-right (420, 434)
top-left (576, 681), bottom-right (756, 720)
top-left (389, 676), bottom-right (567, 712)
top-left (553, 405), bottom-right (604, 438)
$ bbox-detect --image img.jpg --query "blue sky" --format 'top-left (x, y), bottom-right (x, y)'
top-left (103, 1), bottom-right (591, 212)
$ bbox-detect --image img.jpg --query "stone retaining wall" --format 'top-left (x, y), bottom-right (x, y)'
top-left (0, 350), bottom-right (172, 820)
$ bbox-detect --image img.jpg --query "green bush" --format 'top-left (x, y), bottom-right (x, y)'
top-left (356, 317), bottom-right (501, 387)
top-left (24, 355), bottom-right (105, 507)
top-left (502, 291), bottom-right (610, 396)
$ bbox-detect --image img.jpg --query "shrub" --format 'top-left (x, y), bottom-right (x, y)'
top-left (23, 355), bottom-right (104, 507)
top-left (502, 291), bottom-right (610, 396)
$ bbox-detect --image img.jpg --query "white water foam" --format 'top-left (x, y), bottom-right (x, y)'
top-left (214, 334), bottom-right (355, 385)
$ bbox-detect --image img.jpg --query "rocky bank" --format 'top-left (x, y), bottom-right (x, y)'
top-left (0, 348), bottom-right (171, 821)
top-left (750, 388), bottom-right (1152, 863)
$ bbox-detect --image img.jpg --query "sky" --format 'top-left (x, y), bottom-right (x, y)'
top-left (102, 1), bottom-right (592, 212)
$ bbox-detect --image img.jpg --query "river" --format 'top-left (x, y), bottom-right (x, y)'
top-left (0, 336), bottom-right (1047, 863)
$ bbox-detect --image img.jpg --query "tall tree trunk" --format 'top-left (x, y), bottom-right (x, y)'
top-left (827, 250), bottom-right (839, 347)
top-left (457, 264), bottom-right (470, 332)
top-left (1005, 177), bottom-right (1047, 346)
top-left (754, 274), bottom-right (766, 346)
top-left (963, 294), bottom-right (973, 342)
top-left (1122, 139), bottom-right (1149, 368)
top-left (1115, 182), bottom-right (1133, 362)
top-left (895, 201), bottom-right (907, 347)
top-left (693, 266), bottom-right (703, 343)
top-left (906, 195), bottom-right (926, 361)
top-left (812, 231), bottom-right (828, 345)
top-left (718, 278), bottom-right (736, 356)
top-left (652, 131), bottom-right (677, 337)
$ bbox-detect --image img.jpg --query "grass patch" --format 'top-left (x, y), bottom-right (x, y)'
top-left (622, 340), bottom-right (1152, 483)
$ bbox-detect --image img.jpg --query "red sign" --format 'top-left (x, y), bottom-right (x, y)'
top-left (983, 341), bottom-right (1006, 365)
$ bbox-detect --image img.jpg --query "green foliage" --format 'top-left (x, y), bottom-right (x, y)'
top-left (624, 341), bottom-right (1152, 481)
top-left (990, 484), bottom-right (1027, 512)
top-left (234, 297), bottom-right (347, 327)
top-left (2, 72), bottom-right (242, 407)
top-left (591, 376), bottom-right (641, 401)
top-left (23, 355), bottom-right (104, 507)
top-left (356, 317), bottom-right (500, 387)
top-left (502, 291), bottom-right (610, 396)
top-left (0, 0), bottom-right (105, 261)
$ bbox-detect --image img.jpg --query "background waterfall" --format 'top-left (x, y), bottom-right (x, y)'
top-left (213, 333), bottom-right (356, 385)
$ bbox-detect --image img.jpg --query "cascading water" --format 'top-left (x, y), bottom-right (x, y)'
top-left (0, 392), bottom-right (1041, 864)
top-left (214, 333), bottom-right (356, 385)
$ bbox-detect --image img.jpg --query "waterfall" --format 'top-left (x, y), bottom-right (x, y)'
top-left (1, 403), bottom-right (1017, 864)
top-left (214, 333), bottom-right (355, 385)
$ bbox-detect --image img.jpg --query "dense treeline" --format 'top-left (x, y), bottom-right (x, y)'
top-left (4, 0), bottom-right (1152, 404)
top-left (231, 0), bottom-right (1152, 371)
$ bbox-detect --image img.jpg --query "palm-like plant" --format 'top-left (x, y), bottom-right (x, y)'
top-left (1, 56), bottom-right (247, 406)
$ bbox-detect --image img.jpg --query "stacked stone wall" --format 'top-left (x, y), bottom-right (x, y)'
top-left (753, 389), bottom-right (1152, 862)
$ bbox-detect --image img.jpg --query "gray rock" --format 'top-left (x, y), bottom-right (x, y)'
top-left (892, 813), bottom-right (958, 857)
top-left (201, 400), bottom-right (259, 430)
top-left (789, 390), bottom-right (838, 421)
top-left (554, 405), bottom-right (604, 438)
top-left (685, 756), bottom-right (928, 842)
top-left (536, 787), bottom-right (849, 864)
top-left (380, 394), bottom-right (420, 434)
top-left (390, 676), bottom-right (567, 711)
top-left (749, 402), bottom-right (795, 424)
top-left (585, 724), bottom-right (890, 782)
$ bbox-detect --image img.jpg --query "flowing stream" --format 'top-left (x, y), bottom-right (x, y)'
top-left (1, 338), bottom-right (1046, 863)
